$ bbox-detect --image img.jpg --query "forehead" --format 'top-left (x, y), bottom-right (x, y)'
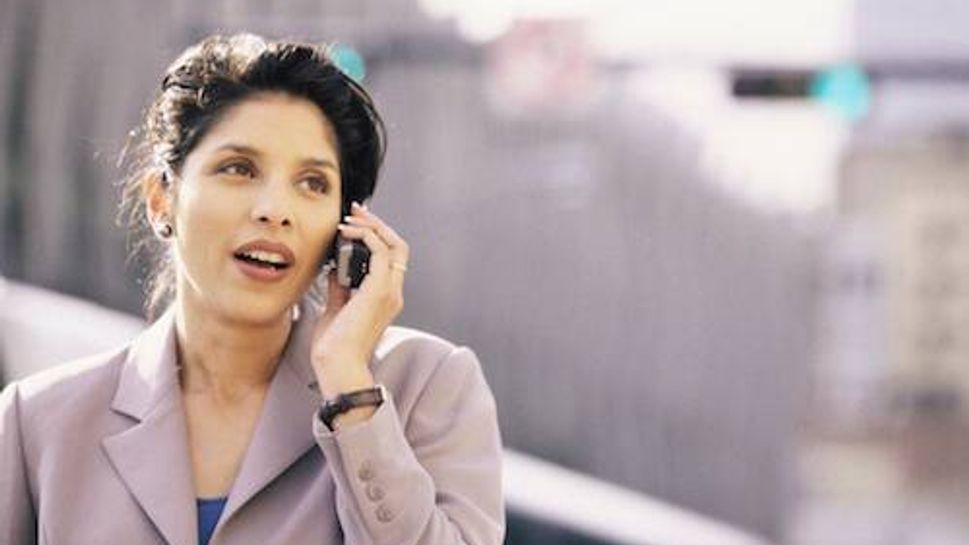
top-left (190, 93), bottom-right (339, 165)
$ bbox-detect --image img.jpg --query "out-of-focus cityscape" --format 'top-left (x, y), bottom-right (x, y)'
top-left (1, 0), bottom-right (968, 543)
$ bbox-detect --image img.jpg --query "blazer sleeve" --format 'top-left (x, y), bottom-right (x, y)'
top-left (313, 346), bottom-right (504, 545)
top-left (0, 382), bottom-right (38, 545)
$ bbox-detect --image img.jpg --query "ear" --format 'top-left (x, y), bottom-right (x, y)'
top-left (143, 170), bottom-right (173, 224)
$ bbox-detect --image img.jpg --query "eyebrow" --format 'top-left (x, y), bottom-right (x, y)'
top-left (214, 143), bottom-right (338, 171)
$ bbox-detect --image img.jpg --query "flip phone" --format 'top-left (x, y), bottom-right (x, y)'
top-left (336, 238), bottom-right (370, 288)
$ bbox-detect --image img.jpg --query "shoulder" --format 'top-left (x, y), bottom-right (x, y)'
top-left (3, 345), bottom-right (128, 426)
top-left (372, 326), bottom-right (492, 414)
top-left (16, 344), bottom-right (127, 400)
top-left (373, 325), bottom-right (483, 378)
top-left (374, 325), bottom-right (457, 363)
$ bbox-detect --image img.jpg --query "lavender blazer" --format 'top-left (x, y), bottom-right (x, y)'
top-left (0, 297), bottom-right (505, 545)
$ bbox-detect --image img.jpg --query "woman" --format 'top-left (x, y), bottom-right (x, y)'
top-left (0, 34), bottom-right (504, 545)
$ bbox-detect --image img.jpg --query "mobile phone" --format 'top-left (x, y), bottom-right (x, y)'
top-left (335, 237), bottom-right (370, 288)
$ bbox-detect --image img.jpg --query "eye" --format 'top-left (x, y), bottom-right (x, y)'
top-left (298, 175), bottom-right (330, 195)
top-left (217, 160), bottom-right (255, 178)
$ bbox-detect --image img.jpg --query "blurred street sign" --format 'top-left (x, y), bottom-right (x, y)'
top-left (485, 19), bottom-right (600, 117)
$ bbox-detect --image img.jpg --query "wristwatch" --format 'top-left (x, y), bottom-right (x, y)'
top-left (318, 384), bottom-right (386, 431)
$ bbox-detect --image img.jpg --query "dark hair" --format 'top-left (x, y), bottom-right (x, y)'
top-left (119, 33), bottom-right (386, 320)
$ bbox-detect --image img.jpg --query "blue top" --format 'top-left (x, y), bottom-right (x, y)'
top-left (197, 497), bottom-right (228, 545)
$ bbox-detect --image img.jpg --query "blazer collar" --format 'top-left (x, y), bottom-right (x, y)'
top-left (103, 297), bottom-right (326, 545)
top-left (221, 297), bottom-right (324, 524)
top-left (102, 305), bottom-right (194, 545)
top-left (109, 305), bottom-right (181, 420)
top-left (110, 297), bottom-right (324, 420)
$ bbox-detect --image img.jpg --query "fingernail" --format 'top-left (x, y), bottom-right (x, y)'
top-left (351, 201), bottom-right (361, 210)
top-left (343, 215), bottom-right (353, 222)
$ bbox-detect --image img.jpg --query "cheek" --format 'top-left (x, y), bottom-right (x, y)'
top-left (173, 184), bottom-right (238, 259)
top-left (303, 211), bottom-right (341, 264)
top-left (178, 180), bottom-right (239, 225)
top-left (311, 221), bottom-right (339, 258)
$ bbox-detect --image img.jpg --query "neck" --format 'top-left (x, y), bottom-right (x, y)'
top-left (173, 294), bottom-right (292, 402)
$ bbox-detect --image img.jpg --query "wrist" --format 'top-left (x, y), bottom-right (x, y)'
top-left (317, 384), bottom-right (386, 431)
top-left (313, 362), bottom-right (375, 399)
top-left (330, 405), bottom-right (378, 430)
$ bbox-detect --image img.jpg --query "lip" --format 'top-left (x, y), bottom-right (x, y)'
top-left (232, 239), bottom-right (296, 283)
top-left (233, 239), bottom-right (296, 265)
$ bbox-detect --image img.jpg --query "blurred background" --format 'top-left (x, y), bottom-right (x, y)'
top-left (1, 0), bottom-right (968, 543)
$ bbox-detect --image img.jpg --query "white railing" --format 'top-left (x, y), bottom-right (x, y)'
top-left (0, 278), bottom-right (144, 381)
top-left (504, 449), bottom-right (772, 545)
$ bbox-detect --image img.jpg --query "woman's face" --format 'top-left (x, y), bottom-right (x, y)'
top-left (166, 92), bottom-right (342, 324)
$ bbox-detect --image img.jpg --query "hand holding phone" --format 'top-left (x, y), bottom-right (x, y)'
top-left (310, 202), bottom-right (409, 400)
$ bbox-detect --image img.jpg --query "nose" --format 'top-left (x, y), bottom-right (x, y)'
top-left (250, 181), bottom-right (293, 227)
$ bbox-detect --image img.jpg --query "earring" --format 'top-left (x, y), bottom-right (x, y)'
top-left (291, 303), bottom-right (301, 322)
top-left (155, 221), bottom-right (173, 239)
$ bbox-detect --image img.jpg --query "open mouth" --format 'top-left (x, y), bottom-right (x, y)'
top-left (233, 251), bottom-right (291, 271)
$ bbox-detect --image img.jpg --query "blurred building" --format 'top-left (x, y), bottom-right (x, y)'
top-left (805, 137), bottom-right (969, 543)
top-left (795, 1), bottom-right (969, 543)
top-left (841, 140), bottom-right (969, 419)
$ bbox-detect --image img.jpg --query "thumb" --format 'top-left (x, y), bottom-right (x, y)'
top-left (323, 268), bottom-right (349, 318)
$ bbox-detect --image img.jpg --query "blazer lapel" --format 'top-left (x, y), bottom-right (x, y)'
top-left (218, 297), bottom-right (324, 525)
top-left (102, 308), bottom-right (197, 545)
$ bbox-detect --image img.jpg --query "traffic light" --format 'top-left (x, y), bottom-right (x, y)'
top-left (731, 64), bottom-right (871, 121)
top-left (330, 43), bottom-right (366, 83)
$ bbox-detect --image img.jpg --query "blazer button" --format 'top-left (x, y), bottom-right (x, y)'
top-left (357, 461), bottom-right (375, 481)
top-left (376, 504), bottom-right (394, 523)
top-left (366, 483), bottom-right (385, 501)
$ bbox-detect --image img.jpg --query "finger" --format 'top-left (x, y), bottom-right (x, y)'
top-left (347, 204), bottom-right (410, 265)
top-left (348, 204), bottom-right (409, 286)
top-left (336, 223), bottom-right (391, 256)
top-left (351, 210), bottom-right (409, 292)
top-left (344, 216), bottom-right (409, 280)
top-left (338, 222), bottom-right (404, 280)
top-left (346, 208), bottom-right (404, 247)
top-left (314, 270), bottom-right (348, 341)
top-left (335, 223), bottom-right (393, 283)
top-left (325, 268), bottom-right (349, 310)
top-left (335, 222), bottom-right (408, 304)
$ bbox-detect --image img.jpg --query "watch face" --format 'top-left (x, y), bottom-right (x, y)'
top-left (320, 386), bottom-right (385, 430)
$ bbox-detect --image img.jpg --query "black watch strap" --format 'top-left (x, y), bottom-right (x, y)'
top-left (318, 385), bottom-right (385, 431)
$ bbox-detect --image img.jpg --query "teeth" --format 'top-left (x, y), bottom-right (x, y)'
top-left (241, 250), bottom-right (287, 265)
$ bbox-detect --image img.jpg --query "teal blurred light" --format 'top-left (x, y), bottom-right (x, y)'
top-left (330, 43), bottom-right (366, 83)
top-left (809, 64), bottom-right (871, 121)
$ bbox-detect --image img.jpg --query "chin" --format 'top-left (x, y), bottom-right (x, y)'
top-left (212, 290), bottom-right (295, 326)
top-left (179, 265), bottom-right (310, 326)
